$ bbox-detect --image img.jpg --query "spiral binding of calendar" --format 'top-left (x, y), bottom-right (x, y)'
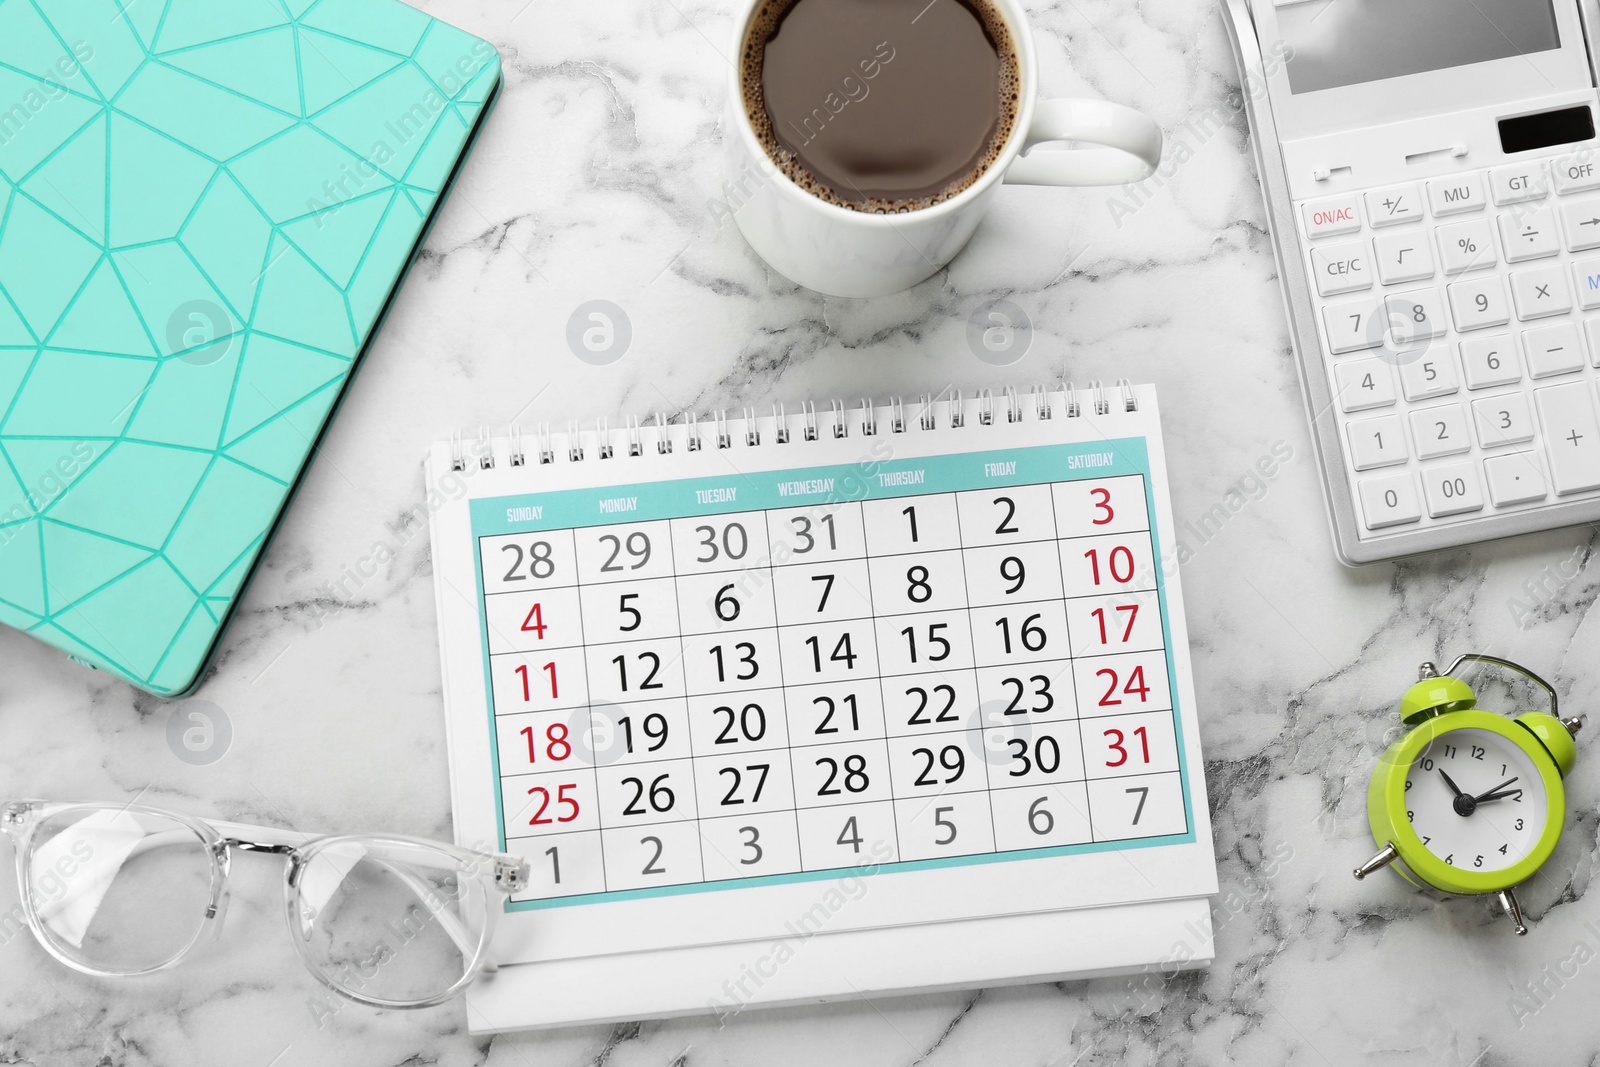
top-left (449, 380), bottom-right (1140, 472)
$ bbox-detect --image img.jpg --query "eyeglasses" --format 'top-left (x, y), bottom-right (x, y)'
top-left (1, 800), bottom-right (528, 1009)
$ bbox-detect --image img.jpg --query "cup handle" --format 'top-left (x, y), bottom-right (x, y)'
top-left (1003, 99), bottom-right (1162, 187)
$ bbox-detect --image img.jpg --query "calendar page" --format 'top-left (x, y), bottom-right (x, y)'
top-left (427, 389), bottom-right (1216, 973)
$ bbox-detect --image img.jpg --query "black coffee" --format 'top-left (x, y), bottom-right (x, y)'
top-left (742, 0), bottom-right (1020, 212)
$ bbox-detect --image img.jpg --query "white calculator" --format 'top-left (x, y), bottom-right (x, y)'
top-left (1223, 0), bottom-right (1600, 562)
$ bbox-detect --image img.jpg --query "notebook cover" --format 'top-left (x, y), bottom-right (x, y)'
top-left (0, 0), bottom-right (501, 695)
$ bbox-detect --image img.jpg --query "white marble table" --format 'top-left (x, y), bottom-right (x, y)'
top-left (4, 0), bottom-right (1600, 1063)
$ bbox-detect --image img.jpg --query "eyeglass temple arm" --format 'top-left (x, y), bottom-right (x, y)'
top-left (206, 823), bottom-right (503, 975)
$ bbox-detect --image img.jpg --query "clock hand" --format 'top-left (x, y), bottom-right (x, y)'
top-left (1471, 777), bottom-right (1518, 803)
top-left (1440, 769), bottom-right (1479, 817)
top-left (1476, 785), bottom-right (1524, 804)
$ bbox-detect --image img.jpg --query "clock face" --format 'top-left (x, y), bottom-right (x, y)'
top-left (1405, 727), bottom-right (1547, 874)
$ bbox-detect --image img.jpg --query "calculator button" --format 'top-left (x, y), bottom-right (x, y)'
top-left (1321, 296), bottom-right (1384, 354)
top-left (1383, 289), bottom-right (1447, 342)
top-left (1399, 348), bottom-right (1459, 401)
top-left (1483, 451), bottom-right (1548, 506)
top-left (1358, 472), bottom-right (1422, 529)
top-left (1420, 461), bottom-right (1485, 517)
top-left (1446, 276), bottom-right (1510, 331)
top-left (1427, 174), bottom-right (1486, 216)
top-left (1587, 318), bottom-right (1600, 366)
top-left (1334, 359), bottom-right (1397, 412)
top-left (1409, 403), bottom-right (1471, 459)
top-left (1365, 184), bottom-right (1424, 227)
top-left (1310, 239), bottom-right (1372, 296)
top-left (1347, 413), bottom-right (1408, 469)
top-left (1472, 393), bottom-right (1536, 446)
top-left (1303, 195), bottom-right (1361, 238)
top-left (1522, 322), bottom-right (1585, 378)
top-left (1571, 258), bottom-right (1600, 312)
top-left (1498, 207), bottom-right (1560, 262)
top-left (1534, 382), bottom-right (1600, 494)
top-left (1373, 230), bottom-right (1435, 284)
top-left (1490, 161), bottom-right (1549, 205)
top-left (1510, 266), bottom-right (1573, 319)
top-left (1559, 197), bottom-right (1600, 250)
top-left (1552, 152), bottom-right (1600, 194)
top-left (1437, 219), bottom-right (1497, 274)
top-left (1459, 334), bottom-right (1521, 389)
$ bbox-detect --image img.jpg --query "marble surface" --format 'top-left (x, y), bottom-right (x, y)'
top-left (4, 0), bottom-right (1600, 1063)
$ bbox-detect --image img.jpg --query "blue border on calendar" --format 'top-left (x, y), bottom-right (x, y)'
top-left (468, 436), bottom-right (1196, 911)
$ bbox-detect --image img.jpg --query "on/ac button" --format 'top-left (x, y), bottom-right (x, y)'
top-left (1302, 195), bottom-right (1362, 238)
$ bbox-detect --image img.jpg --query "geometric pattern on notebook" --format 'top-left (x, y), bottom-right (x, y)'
top-left (0, 0), bottom-right (499, 694)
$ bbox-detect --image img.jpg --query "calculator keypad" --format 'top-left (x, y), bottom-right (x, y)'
top-left (477, 476), bottom-right (1190, 903)
top-left (1300, 156), bottom-right (1600, 535)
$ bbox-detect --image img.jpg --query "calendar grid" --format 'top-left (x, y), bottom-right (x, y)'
top-left (738, 533), bottom-right (809, 879)
top-left (1056, 479), bottom-right (1100, 837)
top-left (948, 495), bottom-right (1003, 852)
top-left (773, 667), bottom-right (810, 882)
top-left (852, 511), bottom-right (911, 863)
top-left (565, 555), bottom-right (609, 894)
top-left (571, 549), bottom-right (607, 890)
top-left (659, 520), bottom-right (709, 889)
top-left (472, 440), bottom-right (1196, 909)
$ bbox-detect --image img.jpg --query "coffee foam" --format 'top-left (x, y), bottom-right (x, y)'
top-left (741, 0), bottom-right (1021, 213)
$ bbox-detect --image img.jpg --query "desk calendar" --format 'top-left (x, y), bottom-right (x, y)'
top-left (426, 384), bottom-right (1218, 1031)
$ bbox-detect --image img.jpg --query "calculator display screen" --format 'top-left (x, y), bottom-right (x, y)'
top-left (1279, 0), bottom-right (1560, 94)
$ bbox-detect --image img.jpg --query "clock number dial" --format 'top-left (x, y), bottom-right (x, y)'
top-left (1401, 728), bottom-right (1545, 875)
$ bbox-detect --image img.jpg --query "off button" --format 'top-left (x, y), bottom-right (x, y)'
top-left (1553, 151), bottom-right (1600, 194)
top-left (1302, 195), bottom-right (1362, 239)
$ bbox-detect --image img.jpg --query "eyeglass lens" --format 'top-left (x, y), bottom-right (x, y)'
top-left (291, 839), bottom-right (492, 1006)
top-left (25, 806), bottom-right (216, 974)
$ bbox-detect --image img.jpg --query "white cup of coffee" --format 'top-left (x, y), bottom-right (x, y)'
top-left (722, 0), bottom-right (1162, 298)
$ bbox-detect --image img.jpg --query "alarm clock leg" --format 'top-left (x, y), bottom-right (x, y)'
top-left (1497, 889), bottom-right (1529, 936)
top-left (1353, 843), bottom-right (1399, 880)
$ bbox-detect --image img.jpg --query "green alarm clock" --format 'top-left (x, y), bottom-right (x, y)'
top-left (1354, 654), bottom-right (1584, 934)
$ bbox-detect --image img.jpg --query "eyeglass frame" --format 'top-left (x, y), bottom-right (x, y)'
top-left (1, 799), bottom-right (529, 1010)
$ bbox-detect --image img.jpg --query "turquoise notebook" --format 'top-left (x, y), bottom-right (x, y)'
top-left (0, 0), bottom-right (501, 695)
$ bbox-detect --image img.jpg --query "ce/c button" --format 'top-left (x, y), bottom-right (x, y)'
top-left (1311, 239), bottom-right (1371, 296)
